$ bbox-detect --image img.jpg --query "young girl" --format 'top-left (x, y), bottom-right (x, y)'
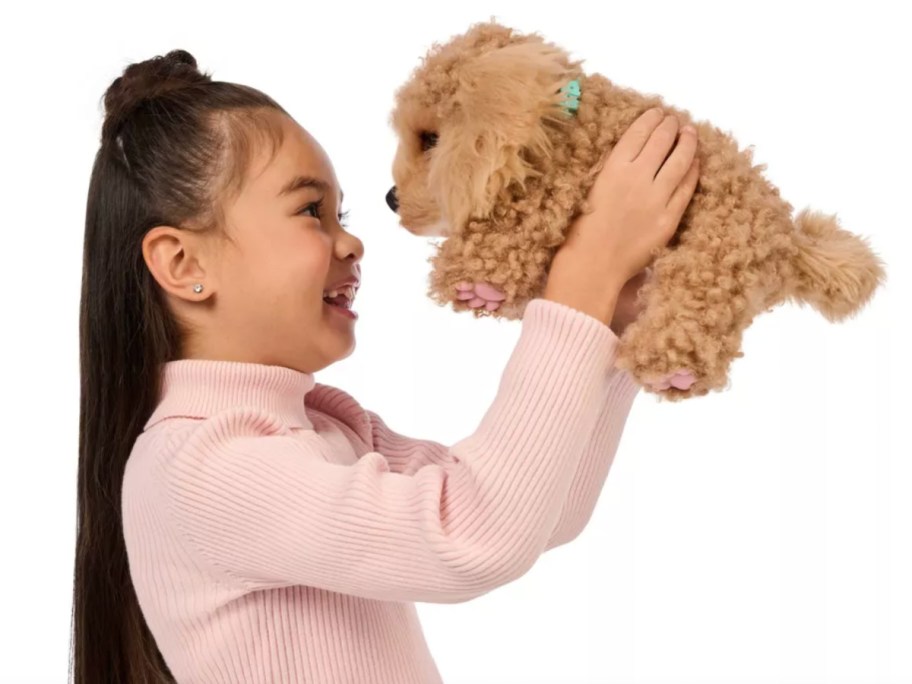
top-left (71, 50), bottom-right (699, 684)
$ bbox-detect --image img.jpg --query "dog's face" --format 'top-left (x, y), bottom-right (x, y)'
top-left (387, 22), bottom-right (578, 236)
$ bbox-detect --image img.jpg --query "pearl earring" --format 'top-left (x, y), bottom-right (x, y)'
top-left (192, 283), bottom-right (204, 293)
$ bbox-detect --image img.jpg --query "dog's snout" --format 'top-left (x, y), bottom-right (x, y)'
top-left (386, 186), bottom-right (399, 213)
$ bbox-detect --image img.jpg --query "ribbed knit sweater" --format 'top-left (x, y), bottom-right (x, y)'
top-left (122, 298), bottom-right (641, 683)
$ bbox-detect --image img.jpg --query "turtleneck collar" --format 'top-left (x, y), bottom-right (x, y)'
top-left (143, 358), bottom-right (316, 432)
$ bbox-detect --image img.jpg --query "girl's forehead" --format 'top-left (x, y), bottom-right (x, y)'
top-left (250, 123), bottom-right (340, 197)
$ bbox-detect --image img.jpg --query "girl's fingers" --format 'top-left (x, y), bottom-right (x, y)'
top-left (636, 114), bottom-right (682, 173)
top-left (665, 155), bottom-right (700, 214)
top-left (655, 125), bottom-right (698, 198)
top-left (611, 107), bottom-right (668, 163)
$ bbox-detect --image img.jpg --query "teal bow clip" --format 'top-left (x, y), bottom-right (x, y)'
top-left (559, 79), bottom-right (581, 115)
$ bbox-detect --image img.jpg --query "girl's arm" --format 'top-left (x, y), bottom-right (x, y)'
top-left (161, 299), bottom-right (629, 604)
top-left (363, 367), bottom-right (639, 550)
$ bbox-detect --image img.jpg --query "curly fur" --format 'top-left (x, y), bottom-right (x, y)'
top-left (387, 20), bottom-right (886, 400)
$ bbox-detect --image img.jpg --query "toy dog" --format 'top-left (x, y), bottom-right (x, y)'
top-left (386, 20), bottom-right (885, 399)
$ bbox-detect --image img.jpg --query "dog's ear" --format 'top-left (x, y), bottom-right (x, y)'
top-left (428, 39), bottom-right (578, 230)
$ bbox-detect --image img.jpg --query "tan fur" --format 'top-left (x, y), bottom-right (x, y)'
top-left (388, 20), bottom-right (886, 400)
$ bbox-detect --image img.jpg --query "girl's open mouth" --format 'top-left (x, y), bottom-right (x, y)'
top-left (322, 282), bottom-right (358, 320)
top-left (323, 290), bottom-right (357, 320)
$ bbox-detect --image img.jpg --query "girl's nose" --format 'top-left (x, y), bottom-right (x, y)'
top-left (385, 186), bottom-right (398, 213)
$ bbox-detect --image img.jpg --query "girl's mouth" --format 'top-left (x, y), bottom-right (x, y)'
top-left (322, 284), bottom-right (358, 320)
top-left (323, 292), bottom-right (357, 320)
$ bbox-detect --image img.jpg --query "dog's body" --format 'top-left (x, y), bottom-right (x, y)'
top-left (387, 21), bottom-right (885, 399)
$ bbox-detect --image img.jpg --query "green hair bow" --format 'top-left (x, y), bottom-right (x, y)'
top-left (559, 79), bottom-right (581, 114)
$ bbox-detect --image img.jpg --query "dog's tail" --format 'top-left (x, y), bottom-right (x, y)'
top-left (788, 208), bottom-right (886, 322)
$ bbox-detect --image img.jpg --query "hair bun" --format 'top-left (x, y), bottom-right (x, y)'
top-left (102, 49), bottom-right (210, 142)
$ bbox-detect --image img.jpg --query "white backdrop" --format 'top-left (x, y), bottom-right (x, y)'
top-left (1, 1), bottom-right (909, 682)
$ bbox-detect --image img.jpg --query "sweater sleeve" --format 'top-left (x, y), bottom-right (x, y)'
top-left (364, 363), bottom-right (640, 550)
top-left (162, 299), bottom-right (626, 604)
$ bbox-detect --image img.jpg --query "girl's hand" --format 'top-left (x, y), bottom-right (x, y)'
top-left (543, 108), bottom-right (699, 325)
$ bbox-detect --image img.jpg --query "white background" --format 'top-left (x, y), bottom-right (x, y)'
top-left (1, 1), bottom-right (909, 682)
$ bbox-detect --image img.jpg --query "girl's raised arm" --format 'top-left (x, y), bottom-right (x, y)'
top-left (144, 299), bottom-right (629, 604)
top-left (359, 368), bottom-right (638, 549)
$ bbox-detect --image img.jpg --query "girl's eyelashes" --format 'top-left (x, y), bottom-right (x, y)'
top-left (296, 199), bottom-right (350, 227)
top-left (296, 201), bottom-right (321, 219)
top-left (296, 198), bottom-right (325, 219)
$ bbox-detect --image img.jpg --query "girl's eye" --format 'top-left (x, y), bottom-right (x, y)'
top-left (296, 200), bottom-right (351, 227)
top-left (297, 202), bottom-right (321, 218)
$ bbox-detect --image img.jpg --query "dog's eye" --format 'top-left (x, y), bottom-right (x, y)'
top-left (419, 131), bottom-right (438, 152)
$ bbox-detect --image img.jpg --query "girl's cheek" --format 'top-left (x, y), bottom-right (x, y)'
top-left (302, 233), bottom-right (333, 274)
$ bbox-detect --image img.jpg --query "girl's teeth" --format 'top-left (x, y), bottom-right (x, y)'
top-left (323, 286), bottom-right (356, 308)
top-left (324, 286), bottom-right (355, 299)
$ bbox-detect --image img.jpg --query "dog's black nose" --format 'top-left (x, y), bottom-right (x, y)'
top-left (386, 186), bottom-right (399, 213)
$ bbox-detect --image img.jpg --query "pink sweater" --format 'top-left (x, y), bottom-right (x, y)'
top-left (122, 298), bottom-right (640, 683)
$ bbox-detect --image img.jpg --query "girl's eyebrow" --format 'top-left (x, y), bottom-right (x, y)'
top-left (277, 175), bottom-right (344, 203)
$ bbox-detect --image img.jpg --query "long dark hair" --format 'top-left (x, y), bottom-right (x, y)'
top-left (71, 50), bottom-right (287, 683)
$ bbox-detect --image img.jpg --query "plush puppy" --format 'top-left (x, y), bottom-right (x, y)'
top-left (385, 20), bottom-right (885, 399)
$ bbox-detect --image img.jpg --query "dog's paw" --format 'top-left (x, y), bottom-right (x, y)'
top-left (647, 369), bottom-right (696, 391)
top-left (455, 281), bottom-right (506, 311)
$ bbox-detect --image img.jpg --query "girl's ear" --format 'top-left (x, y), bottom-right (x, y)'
top-left (428, 39), bottom-right (579, 231)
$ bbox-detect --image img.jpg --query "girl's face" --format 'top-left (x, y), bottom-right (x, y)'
top-left (158, 113), bottom-right (364, 373)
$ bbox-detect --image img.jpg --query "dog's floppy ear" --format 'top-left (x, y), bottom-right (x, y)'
top-left (428, 39), bottom-right (578, 230)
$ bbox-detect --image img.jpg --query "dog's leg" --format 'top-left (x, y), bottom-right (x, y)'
top-left (615, 246), bottom-right (760, 399)
top-left (426, 218), bottom-right (552, 320)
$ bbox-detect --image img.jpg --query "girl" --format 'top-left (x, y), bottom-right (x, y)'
top-left (71, 50), bottom-right (699, 683)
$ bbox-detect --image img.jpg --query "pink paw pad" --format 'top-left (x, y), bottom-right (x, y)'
top-left (455, 281), bottom-right (506, 311)
top-left (648, 369), bottom-right (696, 391)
